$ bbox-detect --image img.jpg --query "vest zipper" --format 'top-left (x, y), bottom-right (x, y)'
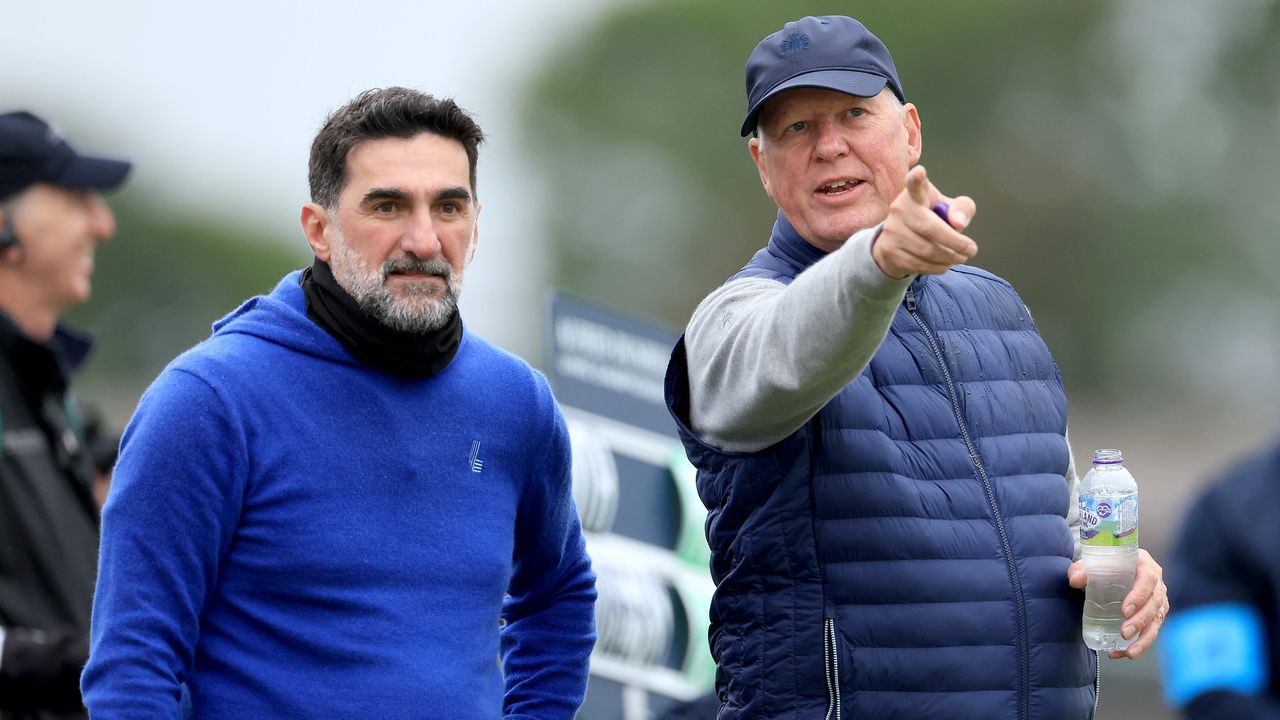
top-left (823, 615), bottom-right (842, 720)
top-left (809, 416), bottom-right (844, 720)
top-left (1092, 650), bottom-right (1101, 718)
top-left (904, 287), bottom-right (1030, 720)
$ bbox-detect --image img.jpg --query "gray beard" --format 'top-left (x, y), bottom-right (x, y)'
top-left (328, 236), bottom-right (463, 334)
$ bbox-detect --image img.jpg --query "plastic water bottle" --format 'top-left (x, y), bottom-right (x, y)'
top-left (1078, 448), bottom-right (1139, 651)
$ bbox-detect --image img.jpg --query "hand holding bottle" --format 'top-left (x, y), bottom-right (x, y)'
top-left (1066, 449), bottom-right (1168, 659)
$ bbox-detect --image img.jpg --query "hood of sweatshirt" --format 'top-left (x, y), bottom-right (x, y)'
top-left (208, 270), bottom-right (416, 371)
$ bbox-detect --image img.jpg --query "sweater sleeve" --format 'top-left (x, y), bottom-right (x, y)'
top-left (81, 368), bottom-right (247, 719)
top-left (1065, 432), bottom-right (1082, 561)
top-left (500, 374), bottom-right (597, 720)
top-left (684, 225), bottom-right (911, 453)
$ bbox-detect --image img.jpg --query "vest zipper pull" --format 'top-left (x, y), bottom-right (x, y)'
top-left (905, 289), bottom-right (917, 312)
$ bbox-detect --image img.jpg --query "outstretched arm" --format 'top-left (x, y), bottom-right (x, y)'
top-left (686, 166), bottom-right (977, 453)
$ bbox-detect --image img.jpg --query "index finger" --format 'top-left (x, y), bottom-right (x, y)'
top-left (905, 165), bottom-right (935, 207)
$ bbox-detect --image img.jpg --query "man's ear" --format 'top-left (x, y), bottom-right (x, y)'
top-left (300, 203), bottom-right (332, 261)
top-left (903, 102), bottom-right (923, 165)
top-left (748, 136), bottom-right (775, 202)
top-left (0, 206), bottom-right (18, 248)
top-left (467, 203), bottom-right (480, 263)
top-left (0, 208), bottom-right (23, 264)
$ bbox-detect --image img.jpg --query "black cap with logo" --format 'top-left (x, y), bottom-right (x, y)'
top-left (0, 111), bottom-right (132, 201)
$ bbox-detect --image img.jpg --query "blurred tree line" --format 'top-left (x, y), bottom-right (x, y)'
top-left (524, 0), bottom-right (1280, 416)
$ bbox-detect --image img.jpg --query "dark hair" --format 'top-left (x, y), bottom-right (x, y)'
top-left (308, 87), bottom-right (485, 209)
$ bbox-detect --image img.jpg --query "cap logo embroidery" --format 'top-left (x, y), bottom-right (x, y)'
top-left (780, 32), bottom-right (810, 55)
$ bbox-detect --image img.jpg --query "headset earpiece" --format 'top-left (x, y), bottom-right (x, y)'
top-left (0, 215), bottom-right (17, 249)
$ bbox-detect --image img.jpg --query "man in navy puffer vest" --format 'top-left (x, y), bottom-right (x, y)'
top-left (664, 16), bottom-right (1168, 719)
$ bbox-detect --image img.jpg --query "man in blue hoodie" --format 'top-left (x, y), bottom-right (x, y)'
top-left (83, 87), bottom-right (597, 719)
top-left (664, 16), bottom-right (1167, 719)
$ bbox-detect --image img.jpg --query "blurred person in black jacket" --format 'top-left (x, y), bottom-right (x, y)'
top-left (0, 111), bottom-right (130, 719)
top-left (1159, 437), bottom-right (1280, 718)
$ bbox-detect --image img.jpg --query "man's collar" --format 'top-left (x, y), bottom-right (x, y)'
top-left (52, 323), bottom-right (94, 373)
top-left (0, 311), bottom-right (94, 376)
top-left (767, 210), bottom-right (829, 274)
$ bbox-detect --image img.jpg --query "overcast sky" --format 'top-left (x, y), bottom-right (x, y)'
top-left (1, 0), bottom-right (634, 358)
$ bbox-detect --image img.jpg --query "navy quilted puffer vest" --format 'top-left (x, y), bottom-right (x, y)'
top-left (665, 214), bottom-right (1095, 719)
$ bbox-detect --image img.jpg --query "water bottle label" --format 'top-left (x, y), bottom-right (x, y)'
top-left (1078, 495), bottom-right (1138, 547)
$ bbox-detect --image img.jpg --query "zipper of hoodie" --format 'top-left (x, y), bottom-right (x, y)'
top-left (905, 287), bottom-right (1030, 720)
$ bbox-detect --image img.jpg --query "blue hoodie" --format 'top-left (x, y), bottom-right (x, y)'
top-left (82, 272), bottom-right (597, 719)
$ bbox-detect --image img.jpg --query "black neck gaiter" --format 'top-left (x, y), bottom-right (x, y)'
top-left (300, 258), bottom-right (462, 377)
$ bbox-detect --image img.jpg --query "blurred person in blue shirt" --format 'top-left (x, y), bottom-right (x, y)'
top-left (1160, 437), bottom-right (1280, 718)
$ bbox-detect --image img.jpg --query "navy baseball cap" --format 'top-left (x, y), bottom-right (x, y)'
top-left (741, 16), bottom-right (904, 137)
top-left (0, 111), bottom-right (132, 200)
